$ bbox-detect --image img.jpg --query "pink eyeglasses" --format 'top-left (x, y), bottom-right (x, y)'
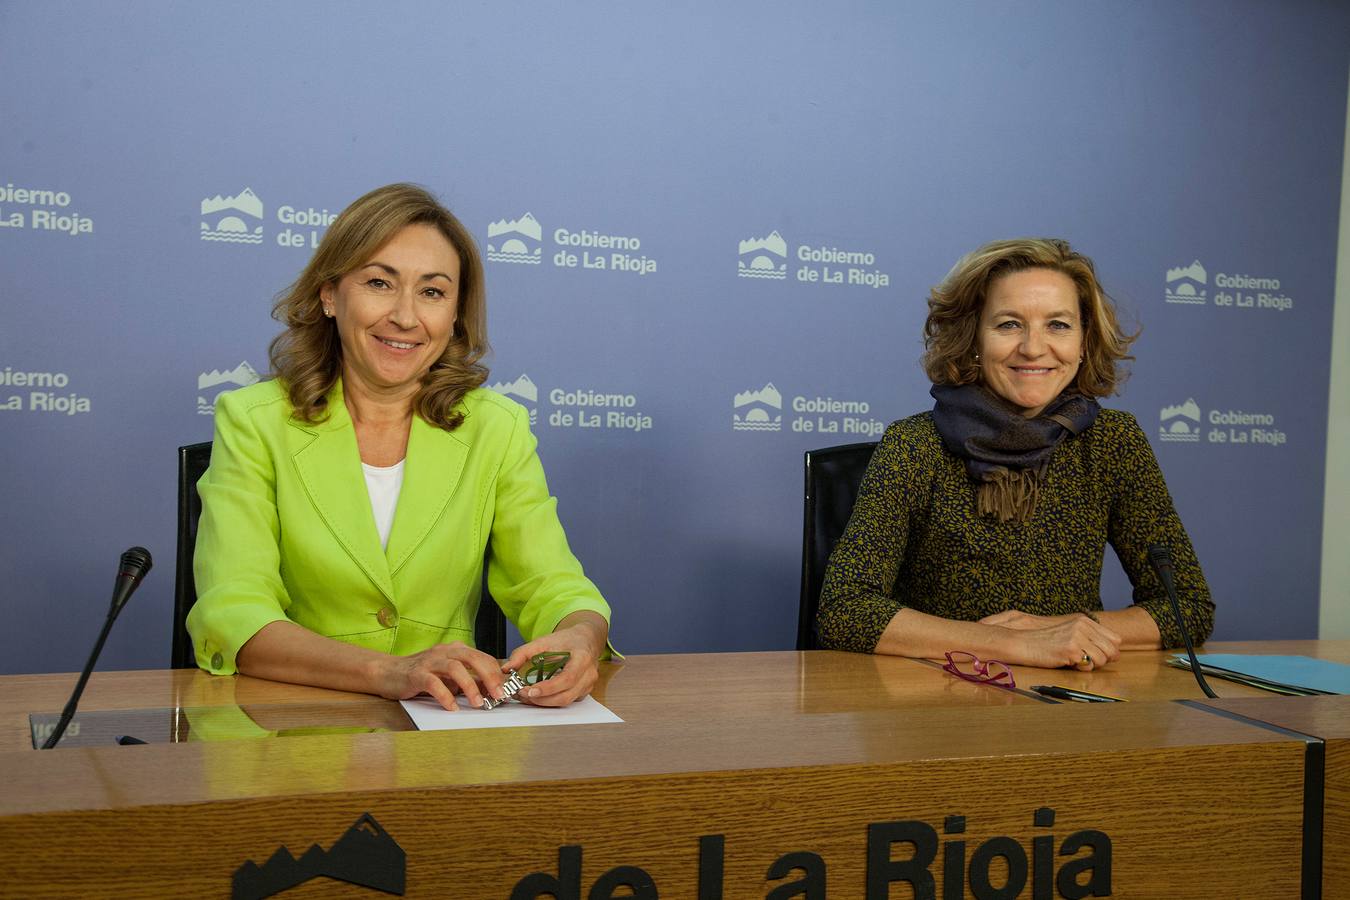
top-left (942, 651), bottom-right (1017, 689)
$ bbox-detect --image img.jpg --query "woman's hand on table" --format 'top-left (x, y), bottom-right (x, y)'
top-left (979, 610), bottom-right (1123, 670)
top-left (501, 611), bottom-right (609, 708)
top-left (377, 642), bottom-right (509, 711)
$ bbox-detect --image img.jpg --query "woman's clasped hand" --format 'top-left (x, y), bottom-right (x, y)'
top-left (977, 610), bottom-right (1123, 671)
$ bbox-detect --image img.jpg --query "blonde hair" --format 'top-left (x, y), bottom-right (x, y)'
top-left (922, 237), bottom-right (1135, 397)
top-left (268, 183), bottom-right (488, 430)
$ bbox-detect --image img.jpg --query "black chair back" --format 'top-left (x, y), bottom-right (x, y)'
top-left (798, 441), bottom-right (878, 650)
top-left (475, 555), bottom-right (508, 661)
top-left (172, 441), bottom-right (507, 669)
top-left (173, 442), bottom-right (212, 669)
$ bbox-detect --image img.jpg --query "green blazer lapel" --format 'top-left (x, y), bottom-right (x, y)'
top-left (386, 414), bottom-right (469, 576)
top-left (288, 390), bottom-right (396, 604)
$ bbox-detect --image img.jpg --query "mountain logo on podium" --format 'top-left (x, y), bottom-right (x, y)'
top-left (232, 813), bottom-right (405, 899)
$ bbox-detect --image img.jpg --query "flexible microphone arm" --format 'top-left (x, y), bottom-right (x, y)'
top-left (1147, 544), bottom-right (1217, 699)
top-left (41, 547), bottom-right (153, 749)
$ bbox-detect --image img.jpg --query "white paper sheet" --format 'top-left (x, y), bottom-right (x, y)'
top-left (400, 694), bottom-right (623, 731)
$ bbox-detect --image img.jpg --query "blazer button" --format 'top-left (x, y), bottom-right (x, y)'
top-left (211, 652), bottom-right (224, 670)
top-left (377, 606), bottom-right (398, 628)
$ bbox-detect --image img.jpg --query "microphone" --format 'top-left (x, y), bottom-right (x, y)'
top-left (1147, 544), bottom-right (1217, 699)
top-left (41, 547), bottom-right (153, 749)
top-left (110, 546), bottom-right (153, 616)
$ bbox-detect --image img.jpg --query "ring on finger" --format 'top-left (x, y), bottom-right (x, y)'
top-left (1080, 651), bottom-right (1092, 665)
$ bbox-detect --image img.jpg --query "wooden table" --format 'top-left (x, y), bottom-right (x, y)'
top-left (0, 642), bottom-right (1341, 898)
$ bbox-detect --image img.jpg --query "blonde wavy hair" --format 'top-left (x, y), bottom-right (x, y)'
top-left (269, 183), bottom-right (488, 430)
top-left (922, 237), bottom-right (1136, 397)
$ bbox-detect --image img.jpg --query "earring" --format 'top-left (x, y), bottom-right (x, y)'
top-left (323, 307), bottom-right (334, 318)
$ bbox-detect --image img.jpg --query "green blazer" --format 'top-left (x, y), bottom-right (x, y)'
top-left (187, 379), bottom-right (610, 674)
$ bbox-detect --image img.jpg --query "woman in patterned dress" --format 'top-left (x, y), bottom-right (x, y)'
top-left (817, 238), bottom-right (1212, 670)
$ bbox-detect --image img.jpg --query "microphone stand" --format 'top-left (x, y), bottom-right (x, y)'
top-left (1148, 544), bottom-right (1217, 699)
top-left (42, 547), bottom-right (152, 749)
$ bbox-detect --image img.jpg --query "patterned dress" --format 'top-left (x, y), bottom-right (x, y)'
top-left (816, 409), bottom-right (1214, 653)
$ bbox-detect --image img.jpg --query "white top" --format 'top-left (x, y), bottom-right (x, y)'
top-left (362, 459), bottom-right (406, 550)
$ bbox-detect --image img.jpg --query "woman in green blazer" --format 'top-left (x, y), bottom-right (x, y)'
top-left (188, 184), bottom-right (610, 711)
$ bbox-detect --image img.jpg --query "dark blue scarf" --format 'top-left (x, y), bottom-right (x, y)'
top-left (930, 383), bottom-right (1100, 522)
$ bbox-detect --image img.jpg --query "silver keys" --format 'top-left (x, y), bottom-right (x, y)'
top-left (481, 670), bottom-right (528, 709)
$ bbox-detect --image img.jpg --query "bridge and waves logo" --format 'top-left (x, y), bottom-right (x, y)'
top-left (733, 382), bottom-right (782, 431)
top-left (486, 212), bottom-right (542, 264)
top-left (1160, 398), bottom-right (1201, 442)
top-left (487, 373), bottom-right (539, 425)
top-left (738, 230), bottom-right (788, 280)
top-left (1165, 260), bottom-right (1207, 305)
top-left (198, 361), bottom-right (260, 415)
top-left (201, 187), bottom-right (264, 244)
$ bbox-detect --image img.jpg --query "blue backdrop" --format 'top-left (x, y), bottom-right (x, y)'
top-left (2, 1), bottom-right (1346, 673)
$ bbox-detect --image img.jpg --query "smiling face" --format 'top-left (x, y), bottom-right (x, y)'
top-left (976, 268), bottom-right (1083, 417)
top-left (320, 223), bottom-right (460, 403)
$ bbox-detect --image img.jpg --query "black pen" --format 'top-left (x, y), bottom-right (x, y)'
top-left (1030, 685), bottom-right (1126, 703)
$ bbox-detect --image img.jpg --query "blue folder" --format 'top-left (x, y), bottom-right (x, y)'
top-left (1170, 654), bottom-right (1350, 696)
